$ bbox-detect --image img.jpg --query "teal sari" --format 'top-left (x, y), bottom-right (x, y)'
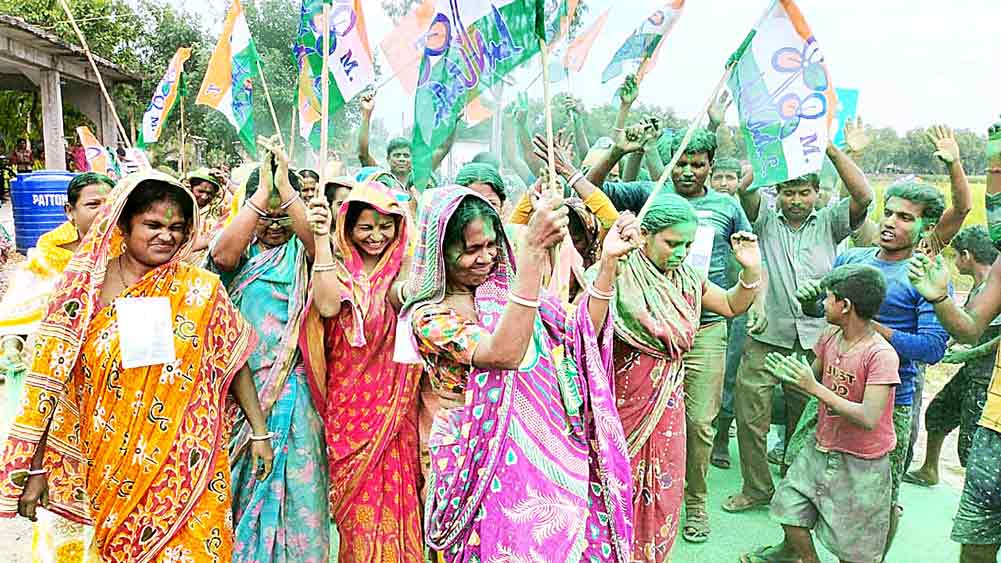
top-left (209, 237), bottom-right (336, 562)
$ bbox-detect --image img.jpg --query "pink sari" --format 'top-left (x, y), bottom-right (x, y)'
top-left (300, 182), bottom-right (422, 562)
top-left (610, 251), bottom-right (703, 562)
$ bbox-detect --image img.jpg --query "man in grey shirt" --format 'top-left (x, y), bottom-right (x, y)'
top-left (722, 143), bottom-right (873, 513)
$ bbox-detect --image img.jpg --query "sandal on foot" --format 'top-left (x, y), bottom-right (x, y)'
top-left (711, 449), bottom-right (731, 469)
top-left (722, 493), bottom-right (771, 513)
top-left (682, 512), bottom-right (710, 543)
top-left (902, 470), bottom-right (938, 487)
top-left (739, 544), bottom-right (802, 563)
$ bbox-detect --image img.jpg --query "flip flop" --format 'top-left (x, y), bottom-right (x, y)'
top-left (710, 449), bottom-right (731, 469)
top-left (722, 493), bottom-right (772, 513)
top-left (739, 544), bottom-right (802, 563)
top-left (902, 471), bottom-right (938, 487)
top-left (682, 512), bottom-right (710, 543)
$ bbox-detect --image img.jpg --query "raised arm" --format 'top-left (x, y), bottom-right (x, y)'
top-left (928, 126), bottom-right (972, 245)
top-left (585, 123), bottom-right (647, 188)
top-left (615, 74), bottom-right (638, 131)
top-left (702, 233), bottom-right (762, 317)
top-left (564, 96), bottom-right (590, 164)
top-left (826, 144), bottom-right (873, 229)
top-left (736, 168), bottom-right (762, 223)
top-left (305, 196), bottom-right (345, 318)
top-left (910, 253), bottom-right (1001, 344)
top-left (211, 154), bottom-right (277, 272)
top-left (357, 92), bottom-right (378, 167)
top-left (272, 142), bottom-right (315, 259)
top-left (472, 194), bottom-right (567, 370)
top-left (586, 214), bottom-right (639, 331)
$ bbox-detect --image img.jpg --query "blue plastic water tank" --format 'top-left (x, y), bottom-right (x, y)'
top-left (11, 170), bottom-right (74, 253)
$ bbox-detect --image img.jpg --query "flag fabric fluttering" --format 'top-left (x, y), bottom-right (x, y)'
top-left (601, 1), bottom-right (684, 84)
top-left (76, 126), bottom-right (117, 178)
top-left (563, 7), bottom-right (609, 72)
top-left (196, 0), bottom-right (261, 155)
top-left (543, 0), bottom-right (579, 43)
top-left (379, 0), bottom-right (436, 96)
top-left (727, 0), bottom-right (838, 189)
top-left (137, 47), bottom-right (191, 149)
top-left (294, 0), bottom-right (375, 150)
top-left (411, 0), bottom-right (545, 191)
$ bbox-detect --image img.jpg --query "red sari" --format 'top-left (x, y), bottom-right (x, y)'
top-left (300, 182), bottom-right (422, 562)
top-left (609, 251), bottom-right (703, 562)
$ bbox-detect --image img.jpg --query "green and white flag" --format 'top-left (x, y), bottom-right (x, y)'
top-left (728, 0), bottom-right (837, 189)
top-left (411, 0), bottom-right (544, 190)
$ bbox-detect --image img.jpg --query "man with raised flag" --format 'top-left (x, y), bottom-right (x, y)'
top-left (137, 47), bottom-right (191, 149)
top-left (197, 0), bottom-right (261, 156)
top-left (601, 1), bottom-right (684, 85)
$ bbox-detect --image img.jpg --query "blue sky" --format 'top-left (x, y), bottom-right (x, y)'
top-left (191, 0), bottom-right (1000, 136)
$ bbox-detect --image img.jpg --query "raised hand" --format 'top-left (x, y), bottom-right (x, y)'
top-left (532, 133), bottom-right (575, 178)
top-left (615, 122), bottom-right (655, 154)
top-left (708, 90), bottom-right (732, 127)
top-left (360, 91), bottom-right (376, 114)
top-left (843, 116), bottom-right (871, 154)
top-left (618, 74), bottom-right (639, 106)
top-left (765, 352), bottom-right (817, 394)
top-left (907, 253), bottom-right (950, 302)
top-left (524, 190), bottom-right (568, 252)
top-left (306, 196), bottom-right (333, 237)
top-left (601, 212), bottom-right (642, 259)
top-left (730, 232), bottom-right (761, 269)
top-left (927, 125), bottom-right (961, 165)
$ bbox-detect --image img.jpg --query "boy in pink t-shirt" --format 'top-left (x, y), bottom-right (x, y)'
top-left (741, 264), bottom-right (900, 563)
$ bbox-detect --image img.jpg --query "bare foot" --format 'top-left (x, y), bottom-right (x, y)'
top-left (903, 467), bottom-right (939, 487)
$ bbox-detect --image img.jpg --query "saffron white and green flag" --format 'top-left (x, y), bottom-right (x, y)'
top-left (412, 0), bottom-right (544, 190)
top-left (137, 47), bottom-right (191, 149)
top-left (294, 0), bottom-right (375, 150)
top-left (601, 1), bottom-right (684, 84)
top-left (196, 0), bottom-right (261, 155)
top-left (728, 0), bottom-right (838, 190)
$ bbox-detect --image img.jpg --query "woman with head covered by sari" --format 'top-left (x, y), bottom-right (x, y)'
top-left (598, 192), bottom-right (761, 561)
top-left (0, 171), bottom-right (273, 562)
top-left (300, 179), bottom-right (421, 561)
top-left (396, 185), bottom-right (638, 561)
top-left (207, 139), bottom-right (332, 562)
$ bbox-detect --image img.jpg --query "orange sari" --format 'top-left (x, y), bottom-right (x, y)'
top-left (0, 173), bottom-right (254, 562)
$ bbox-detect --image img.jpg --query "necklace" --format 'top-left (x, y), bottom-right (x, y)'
top-left (446, 287), bottom-right (473, 296)
top-left (833, 328), bottom-right (872, 365)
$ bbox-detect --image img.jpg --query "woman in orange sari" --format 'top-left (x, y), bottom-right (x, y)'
top-left (0, 172), bottom-right (274, 562)
top-left (300, 181), bottom-right (422, 561)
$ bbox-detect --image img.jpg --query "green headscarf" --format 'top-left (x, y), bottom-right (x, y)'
top-left (455, 162), bottom-right (507, 203)
top-left (641, 191), bottom-right (698, 234)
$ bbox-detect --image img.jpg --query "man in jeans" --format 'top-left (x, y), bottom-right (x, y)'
top-left (723, 143), bottom-right (873, 513)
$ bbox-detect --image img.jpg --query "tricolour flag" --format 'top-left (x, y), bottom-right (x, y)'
top-left (601, 1), bottom-right (684, 84)
top-left (137, 47), bottom-right (191, 149)
top-left (379, 0), bottom-right (436, 96)
top-left (76, 126), bottom-right (116, 178)
top-left (411, 0), bottom-right (544, 190)
top-left (728, 0), bottom-right (837, 189)
top-left (564, 8), bottom-right (609, 72)
top-left (196, 0), bottom-right (261, 155)
top-left (294, 0), bottom-right (375, 150)
top-left (543, 0), bottom-right (579, 43)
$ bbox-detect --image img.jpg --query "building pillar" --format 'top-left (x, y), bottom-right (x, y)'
top-left (99, 92), bottom-right (119, 148)
top-left (39, 69), bottom-right (66, 170)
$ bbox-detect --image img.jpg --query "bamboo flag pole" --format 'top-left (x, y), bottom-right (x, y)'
top-left (539, 40), bottom-right (558, 197)
top-left (179, 93), bottom-right (186, 176)
top-left (288, 109), bottom-right (297, 165)
top-left (319, 5), bottom-right (331, 175)
top-left (637, 66), bottom-right (733, 222)
top-left (58, 0), bottom-right (131, 147)
top-left (255, 59), bottom-right (284, 144)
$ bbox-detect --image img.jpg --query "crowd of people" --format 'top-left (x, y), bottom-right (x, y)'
top-left (0, 76), bottom-right (998, 563)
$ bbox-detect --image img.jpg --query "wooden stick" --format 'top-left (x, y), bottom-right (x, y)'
top-left (255, 58), bottom-right (283, 144)
top-left (637, 65), bottom-right (734, 222)
top-left (288, 108), bottom-right (297, 165)
top-left (539, 40), bottom-right (557, 197)
top-left (57, 0), bottom-right (131, 147)
top-left (319, 5), bottom-right (331, 175)
top-left (179, 93), bottom-right (186, 176)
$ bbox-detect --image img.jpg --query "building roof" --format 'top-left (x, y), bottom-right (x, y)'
top-left (0, 14), bottom-right (140, 83)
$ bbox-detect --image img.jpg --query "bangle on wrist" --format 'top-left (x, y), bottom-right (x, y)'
top-left (245, 200), bottom-right (267, 217)
top-left (929, 293), bottom-right (950, 305)
top-left (587, 284), bottom-right (614, 301)
top-left (250, 431), bottom-right (274, 442)
top-left (567, 170), bottom-right (584, 188)
top-left (26, 468), bottom-right (47, 476)
top-left (396, 283), bottom-right (409, 304)
top-left (987, 167), bottom-right (1001, 175)
top-left (312, 262), bottom-right (338, 273)
top-left (738, 272), bottom-right (761, 290)
top-left (508, 292), bottom-right (540, 308)
top-left (279, 193), bottom-right (301, 210)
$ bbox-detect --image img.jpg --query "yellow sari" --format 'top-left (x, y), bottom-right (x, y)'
top-left (0, 221), bottom-right (78, 335)
top-left (0, 173), bottom-right (254, 562)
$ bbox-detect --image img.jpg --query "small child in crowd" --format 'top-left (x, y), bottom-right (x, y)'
top-left (742, 264), bottom-right (900, 563)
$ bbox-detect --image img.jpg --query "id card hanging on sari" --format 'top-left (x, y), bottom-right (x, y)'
top-left (116, 297), bottom-right (176, 369)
